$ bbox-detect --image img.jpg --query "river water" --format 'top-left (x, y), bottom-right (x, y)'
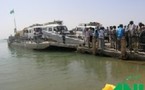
top-left (0, 40), bottom-right (145, 90)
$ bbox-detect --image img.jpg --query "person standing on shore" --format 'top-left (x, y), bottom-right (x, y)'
top-left (128, 21), bottom-right (136, 51)
top-left (94, 27), bottom-right (99, 40)
top-left (83, 24), bottom-right (87, 46)
top-left (98, 27), bottom-right (105, 49)
top-left (89, 27), bottom-right (94, 47)
top-left (124, 25), bottom-right (129, 48)
top-left (85, 28), bottom-right (90, 48)
top-left (112, 26), bottom-right (117, 49)
top-left (116, 24), bottom-right (124, 51)
top-left (109, 26), bottom-right (113, 48)
top-left (105, 27), bottom-right (109, 42)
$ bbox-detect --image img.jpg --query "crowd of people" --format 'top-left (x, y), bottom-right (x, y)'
top-left (83, 21), bottom-right (145, 52)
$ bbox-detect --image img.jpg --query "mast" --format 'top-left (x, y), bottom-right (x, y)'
top-left (10, 9), bottom-right (17, 33)
top-left (13, 14), bottom-right (17, 33)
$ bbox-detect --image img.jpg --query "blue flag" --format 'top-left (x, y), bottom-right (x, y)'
top-left (10, 9), bottom-right (14, 14)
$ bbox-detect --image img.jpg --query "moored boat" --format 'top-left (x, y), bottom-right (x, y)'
top-left (8, 21), bottom-right (84, 50)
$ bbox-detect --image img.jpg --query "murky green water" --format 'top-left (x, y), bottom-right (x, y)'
top-left (0, 40), bottom-right (145, 90)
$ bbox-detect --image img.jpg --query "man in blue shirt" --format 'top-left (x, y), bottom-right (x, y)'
top-left (116, 24), bottom-right (124, 51)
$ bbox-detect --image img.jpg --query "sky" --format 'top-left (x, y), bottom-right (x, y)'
top-left (0, 0), bottom-right (145, 39)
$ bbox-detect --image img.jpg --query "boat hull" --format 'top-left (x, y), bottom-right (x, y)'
top-left (8, 40), bottom-right (78, 50)
top-left (8, 41), bottom-right (50, 50)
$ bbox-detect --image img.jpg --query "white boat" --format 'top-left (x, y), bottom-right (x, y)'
top-left (42, 24), bottom-right (83, 45)
top-left (8, 21), bottom-right (84, 50)
top-left (74, 22), bottom-right (102, 39)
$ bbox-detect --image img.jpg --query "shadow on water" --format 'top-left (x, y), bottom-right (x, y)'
top-left (35, 46), bottom-right (77, 52)
top-left (8, 44), bottom-right (76, 53)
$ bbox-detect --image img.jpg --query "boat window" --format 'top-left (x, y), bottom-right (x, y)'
top-left (43, 28), bottom-right (47, 31)
top-left (34, 28), bottom-right (42, 32)
top-left (56, 26), bottom-right (68, 32)
top-left (76, 27), bottom-right (83, 31)
top-left (53, 27), bottom-right (57, 31)
top-left (25, 30), bottom-right (28, 33)
top-left (48, 28), bottom-right (52, 31)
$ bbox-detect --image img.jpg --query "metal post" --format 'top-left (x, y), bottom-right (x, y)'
top-left (92, 36), bottom-right (96, 55)
top-left (121, 36), bottom-right (127, 59)
top-left (13, 14), bottom-right (17, 33)
top-left (13, 12), bottom-right (17, 33)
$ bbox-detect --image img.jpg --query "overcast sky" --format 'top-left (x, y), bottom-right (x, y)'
top-left (0, 0), bottom-right (145, 39)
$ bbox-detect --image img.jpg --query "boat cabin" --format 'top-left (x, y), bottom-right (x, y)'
top-left (26, 26), bottom-right (43, 39)
top-left (42, 24), bottom-right (68, 34)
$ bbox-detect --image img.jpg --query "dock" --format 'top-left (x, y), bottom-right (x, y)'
top-left (77, 46), bottom-right (145, 61)
top-left (77, 37), bottom-right (145, 61)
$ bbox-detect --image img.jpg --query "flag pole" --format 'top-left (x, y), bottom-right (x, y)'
top-left (13, 14), bottom-right (17, 33)
top-left (10, 9), bottom-right (17, 33)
